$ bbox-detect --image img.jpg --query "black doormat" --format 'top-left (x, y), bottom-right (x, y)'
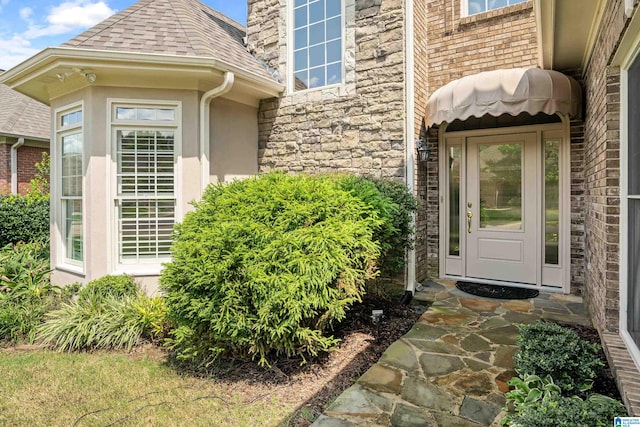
top-left (456, 281), bottom-right (539, 300)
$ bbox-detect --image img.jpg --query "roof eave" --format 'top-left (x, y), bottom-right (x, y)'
top-left (0, 47), bottom-right (284, 103)
top-left (535, 0), bottom-right (606, 72)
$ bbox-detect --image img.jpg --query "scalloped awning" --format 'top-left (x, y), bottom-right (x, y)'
top-left (425, 68), bottom-right (582, 127)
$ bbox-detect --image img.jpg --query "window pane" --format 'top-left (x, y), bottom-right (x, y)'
top-left (544, 140), bottom-right (560, 265)
top-left (294, 5), bottom-right (307, 27)
top-left (295, 28), bottom-right (307, 49)
top-left (327, 63), bottom-right (342, 85)
top-left (309, 66), bottom-right (326, 88)
top-left (116, 107), bottom-right (136, 120)
top-left (309, 22), bottom-right (325, 45)
top-left (327, 39), bottom-right (341, 63)
top-left (309, 0), bottom-right (324, 23)
top-left (448, 146), bottom-right (461, 256)
top-left (156, 109), bottom-right (175, 121)
top-left (468, 0), bottom-right (486, 14)
top-left (326, 0), bottom-right (340, 17)
top-left (630, 53), bottom-right (640, 194)
top-left (326, 16), bottom-right (341, 40)
top-left (295, 0), bottom-right (306, 6)
top-left (488, 0), bottom-right (507, 9)
top-left (478, 143), bottom-right (522, 229)
top-left (65, 199), bottom-right (83, 262)
top-left (295, 71), bottom-right (309, 90)
top-left (294, 50), bottom-right (308, 71)
top-left (309, 44), bottom-right (324, 67)
top-left (629, 199), bottom-right (640, 348)
top-left (62, 133), bottom-right (83, 197)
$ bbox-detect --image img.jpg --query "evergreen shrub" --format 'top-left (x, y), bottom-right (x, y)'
top-left (339, 175), bottom-right (418, 276)
top-left (78, 275), bottom-right (138, 301)
top-left (514, 321), bottom-right (604, 393)
top-left (0, 195), bottom-right (49, 247)
top-left (161, 172), bottom-right (392, 366)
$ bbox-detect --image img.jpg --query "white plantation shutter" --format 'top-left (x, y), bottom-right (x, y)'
top-left (116, 129), bottom-right (175, 262)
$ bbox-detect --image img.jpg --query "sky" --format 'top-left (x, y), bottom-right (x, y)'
top-left (0, 0), bottom-right (247, 70)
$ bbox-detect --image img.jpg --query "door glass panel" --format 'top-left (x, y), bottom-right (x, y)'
top-left (545, 140), bottom-right (560, 264)
top-left (449, 146), bottom-right (461, 256)
top-left (478, 143), bottom-right (522, 229)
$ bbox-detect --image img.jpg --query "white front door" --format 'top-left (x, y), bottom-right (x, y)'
top-left (465, 133), bottom-right (538, 284)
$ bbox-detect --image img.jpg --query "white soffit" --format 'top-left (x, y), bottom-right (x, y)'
top-left (535, 0), bottom-right (606, 70)
top-left (425, 68), bottom-right (582, 127)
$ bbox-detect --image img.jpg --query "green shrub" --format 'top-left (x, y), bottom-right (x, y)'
top-left (338, 176), bottom-right (417, 277)
top-left (78, 275), bottom-right (138, 301)
top-left (508, 393), bottom-right (626, 427)
top-left (37, 292), bottom-right (167, 351)
top-left (0, 241), bottom-right (57, 343)
top-left (161, 172), bottom-right (383, 366)
top-left (0, 195), bottom-right (49, 247)
top-left (514, 321), bottom-right (604, 393)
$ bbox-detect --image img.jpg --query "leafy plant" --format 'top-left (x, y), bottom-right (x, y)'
top-left (0, 240), bottom-right (58, 343)
top-left (508, 393), bottom-right (626, 427)
top-left (26, 151), bottom-right (50, 198)
top-left (514, 321), bottom-right (604, 393)
top-left (37, 292), bottom-right (167, 351)
top-left (78, 274), bottom-right (138, 301)
top-left (161, 172), bottom-right (385, 367)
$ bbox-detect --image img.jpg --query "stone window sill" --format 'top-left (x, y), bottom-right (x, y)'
top-left (459, 1), bottom-right (533, 27)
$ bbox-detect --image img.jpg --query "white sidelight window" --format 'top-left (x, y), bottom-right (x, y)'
top-left (462, 0), bottom-right (527, 16)
top-left (293, 0), bottom-right (343, 91)
top-left (57, 106), bottom-right (84, 267)
top-left (110, 103), bottom-right (180, 270)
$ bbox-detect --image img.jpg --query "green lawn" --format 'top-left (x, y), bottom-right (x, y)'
top-left (0, 348), bottom-right (291, 427)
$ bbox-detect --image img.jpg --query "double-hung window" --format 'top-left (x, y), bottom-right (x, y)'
top-left (111, 104), bottom-right (179, 268)
top-left (57, 107), bottom-right (84, 267)
top-left (463, 0), bottom-right (527, 16)
top-left (293, 0), bottom-right (343, 90)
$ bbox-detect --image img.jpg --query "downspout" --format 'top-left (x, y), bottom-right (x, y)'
top-left (403, 0), bottom-right (417, 303)
top-left (11, 138), bottom-right (25, 194)
top-left (200, 71), bottom-right (235, 193)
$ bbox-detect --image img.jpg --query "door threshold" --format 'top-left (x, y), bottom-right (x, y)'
top-left (443, 275), bottom-right (564, 293)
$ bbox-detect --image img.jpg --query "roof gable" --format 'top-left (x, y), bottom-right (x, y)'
top-left (0, 84), bottom-right (50, 140)
top-left (62, 0), bottom-right (274, 81)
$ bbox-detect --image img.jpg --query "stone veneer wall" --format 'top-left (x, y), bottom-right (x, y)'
top-left (414, 0), bottom-right (539, 282)
top-left (580, 0), bottom-right (628, 333)
top-left (247, 0), bottom-right (407, 179)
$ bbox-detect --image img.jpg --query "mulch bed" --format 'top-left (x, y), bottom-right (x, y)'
top-left (176, 293), bottom-right (427, 426)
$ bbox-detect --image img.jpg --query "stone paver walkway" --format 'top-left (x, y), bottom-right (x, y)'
top-left (312, 280), bottom-right (590, 426)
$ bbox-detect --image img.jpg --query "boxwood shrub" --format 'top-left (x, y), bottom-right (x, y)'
top-left (0, 195), bottom-right (49, 247)
top-left (514, 321), bottom-right (604, 394)
top-left (161, 172), bottom-right (409, 366)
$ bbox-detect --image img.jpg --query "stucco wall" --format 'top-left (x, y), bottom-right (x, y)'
top-left (247, 0), bottom-right (407, 179)
top-left (209, 97), bottom-right (259, 184)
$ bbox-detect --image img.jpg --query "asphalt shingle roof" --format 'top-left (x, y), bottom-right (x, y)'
top-left (0, 83), bottom-right (50, 140)
top-left (62, 0), bottom-right (275, 81)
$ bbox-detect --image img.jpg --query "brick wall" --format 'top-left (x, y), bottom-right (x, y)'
top-left (0, 142), bottom-right (48, 196)
top-left (247, 0), bottom-right (407, 179)
top-left (414, 0), bottom-right (539, 282)
top-left (580, 0), bottom-right (628, 333)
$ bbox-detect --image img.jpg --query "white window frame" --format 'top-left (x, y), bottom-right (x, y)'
top-left (461, 0), bottom-right (528, 17)
top-left (54, 101), bottom-right (85, 273)
top-left (106, 99), bottom-right (182, 275)
top-left (288, 0), bottom-right (345, 93)
top-left (619, 29), bottom-right (640, 371)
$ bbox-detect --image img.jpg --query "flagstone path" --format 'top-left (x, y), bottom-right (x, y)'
top-left (312, 280), bottom-right (590, 426)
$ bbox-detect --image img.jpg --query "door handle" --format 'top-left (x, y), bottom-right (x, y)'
top-left (467, 211), bottom-right (473, 233)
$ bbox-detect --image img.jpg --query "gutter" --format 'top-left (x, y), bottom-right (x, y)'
top-left (200, 71), bottom-right (235, 193)
top-left (404, 0), bottom-right (417, 301)
top-left (11, 137), bottom-right (25, 194)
